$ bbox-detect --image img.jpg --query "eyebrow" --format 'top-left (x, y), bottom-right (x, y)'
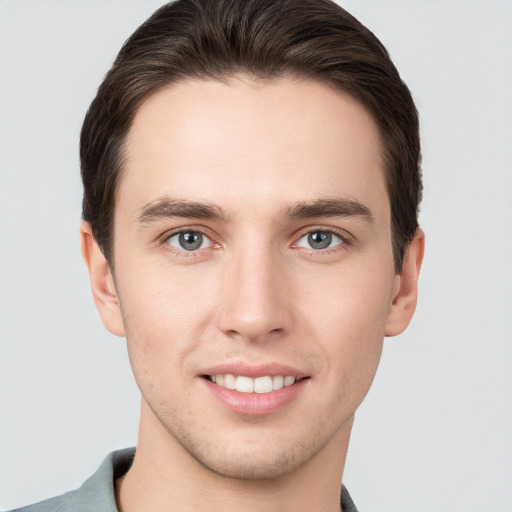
top-left (137, 196), bottom-right (373, 224)
top-left (282, 198), bottom-right (374, 223)
top-left (137, 197), bottom-right (231, 224)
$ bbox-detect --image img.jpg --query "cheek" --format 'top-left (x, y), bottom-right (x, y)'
top-left (115, 261), bottom-right (218, 385)
top-left (301, 260), bottom-right (394, 336)
top-left (299, 263), bottom-right (393, 387)
top-left (119, 257), bottom-right (217, 330)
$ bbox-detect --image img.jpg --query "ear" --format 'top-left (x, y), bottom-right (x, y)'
top-left (80, 221), bottom-right (126, 337)
top-left (385, 228), bottom-right (425, 337)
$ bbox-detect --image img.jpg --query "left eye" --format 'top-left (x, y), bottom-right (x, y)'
top-left (295, 230), bottom-right (343, 250)
top-left (166, 231), bottom-right (212, 251)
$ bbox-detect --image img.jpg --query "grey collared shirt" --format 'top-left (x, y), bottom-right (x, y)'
top-left (10, 448), bottom-right (358, 512)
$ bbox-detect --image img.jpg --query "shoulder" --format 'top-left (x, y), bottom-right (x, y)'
top-left (8, 489), bottom-right (83, 512)
top-left (341, 485), bottom-right (359, 512)
top-left (7, 448), bottom-right (135, 512)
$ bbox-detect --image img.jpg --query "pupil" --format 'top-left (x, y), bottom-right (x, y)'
top-left (308, 231), bottom-right (331, 249)
top-left (179, 232), bottom-right (202, 250)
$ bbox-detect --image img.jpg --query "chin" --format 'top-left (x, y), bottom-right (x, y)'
top-left (159, 410), bottom-right (343, 482)
top-left (186, 440), bottom-right (318, 481)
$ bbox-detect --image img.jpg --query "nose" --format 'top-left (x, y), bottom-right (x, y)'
top-left (216, 245), bottom-right (293, 343)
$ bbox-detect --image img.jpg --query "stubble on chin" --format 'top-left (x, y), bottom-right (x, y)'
top-left (145, 397), bottom-right (351, 482)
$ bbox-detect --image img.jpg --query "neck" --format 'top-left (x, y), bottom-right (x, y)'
top-left (116, 400), bottom-right (352, 512)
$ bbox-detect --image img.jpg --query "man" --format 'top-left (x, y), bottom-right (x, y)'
top-left (12, 0), bottom-right (423, 510)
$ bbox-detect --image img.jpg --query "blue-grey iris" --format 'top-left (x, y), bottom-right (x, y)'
top-left (308, 231), bottom-right (332, 249)
top-left (179, 232), bottom-right (203, 250)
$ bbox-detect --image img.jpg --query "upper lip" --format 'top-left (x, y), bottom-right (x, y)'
top-left (200, 362), bottom-right (308, 379)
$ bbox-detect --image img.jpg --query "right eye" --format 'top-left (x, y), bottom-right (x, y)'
top-left (166, 230), bottom-right (213, 252)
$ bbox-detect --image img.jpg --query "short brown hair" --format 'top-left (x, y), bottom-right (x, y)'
top-left (80, 0), bottom-right (421, 271)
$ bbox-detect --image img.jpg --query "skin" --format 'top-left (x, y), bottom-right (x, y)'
top-left (81, 77), bottom-right (424, 512)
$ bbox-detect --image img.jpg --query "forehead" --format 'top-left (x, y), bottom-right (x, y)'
top-left (119, 76), bottom-right (387, 219)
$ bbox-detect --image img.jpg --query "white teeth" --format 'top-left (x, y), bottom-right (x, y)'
top-left (284, 376), bottom-right (296, 387)
top-left (210, 374), bottom-right (298, 393)
top-left (224, 374), bottom-right (236, 390)
top-left (235, 376), bottom-right (254, 393)
top-left (272, 375), bottom-right (284, 390)
top-left (254, 376), bottom-right (273, 393)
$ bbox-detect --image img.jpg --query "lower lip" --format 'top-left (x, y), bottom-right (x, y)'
top-left (202, 378), bottom-right (309, 416)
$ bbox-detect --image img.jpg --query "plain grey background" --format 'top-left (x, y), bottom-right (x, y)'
top-left (1, 1), bottom-right (511, 511)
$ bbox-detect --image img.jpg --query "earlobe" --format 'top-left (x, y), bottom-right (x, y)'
top-left (80, 221), bottom-right (126, 337)
top-left (385, 228), bottom-right (425, 337)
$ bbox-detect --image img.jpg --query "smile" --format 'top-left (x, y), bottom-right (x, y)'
top-left (208, 374), bottom-right (298, 394)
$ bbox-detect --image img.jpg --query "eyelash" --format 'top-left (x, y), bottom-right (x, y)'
top-left (291, 226), bottom-right (352, 254)
top-left (158, 226), bottom-right (352, 257)
top-left (158, 227), bottom-right (219, 257)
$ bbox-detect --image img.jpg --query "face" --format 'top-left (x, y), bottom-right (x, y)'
top-left (85, 77), bottom-right (420, 481)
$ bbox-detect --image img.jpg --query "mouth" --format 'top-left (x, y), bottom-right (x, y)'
top-left (200, 363), bottom-right (309, 415)
top-left (204, 374), bottom-right (303, 394)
